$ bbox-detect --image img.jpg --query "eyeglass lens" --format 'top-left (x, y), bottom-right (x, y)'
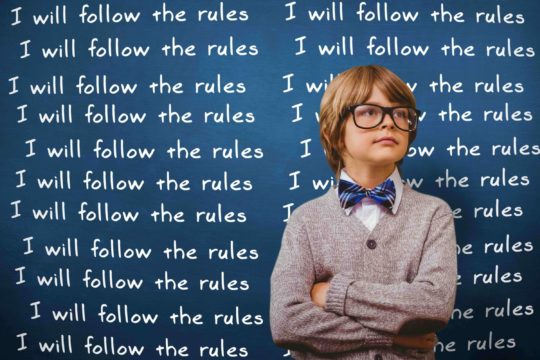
top-left (353, 105), bottom-right (417, 130)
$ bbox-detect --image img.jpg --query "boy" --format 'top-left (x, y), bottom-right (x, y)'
top-left (269, 65), bottom-right (457, 360)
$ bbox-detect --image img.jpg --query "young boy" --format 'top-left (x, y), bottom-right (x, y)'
top-left (270, 65), bottom-right (457, 360)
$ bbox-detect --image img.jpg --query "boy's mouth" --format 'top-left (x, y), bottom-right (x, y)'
top-left (375, 136), bottom-right (397, 144)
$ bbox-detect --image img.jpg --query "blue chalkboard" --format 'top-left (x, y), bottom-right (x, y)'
top-left (1, 1), bottom-right (539, 359)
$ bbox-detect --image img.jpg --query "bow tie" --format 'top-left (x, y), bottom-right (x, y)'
top-left (338, 178), bottom-right (396, 213)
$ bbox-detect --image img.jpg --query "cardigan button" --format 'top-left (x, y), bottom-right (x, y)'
top-left (366, 239), bottom-right (377, 249)
top-left (374, 354), bottom-right (383, 360)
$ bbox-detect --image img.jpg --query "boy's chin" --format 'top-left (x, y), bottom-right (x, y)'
top-left (363, 159), bottom-right (398, 168)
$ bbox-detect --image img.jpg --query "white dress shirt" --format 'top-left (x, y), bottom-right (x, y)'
top-left (335, 166), bottom-right (404, 231)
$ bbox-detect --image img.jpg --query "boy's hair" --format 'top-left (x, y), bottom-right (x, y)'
top-left (319, 64), bottom-right (418, 180)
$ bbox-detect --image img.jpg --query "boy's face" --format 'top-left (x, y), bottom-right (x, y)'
top-left (341, 84), bottom-right (409, 170)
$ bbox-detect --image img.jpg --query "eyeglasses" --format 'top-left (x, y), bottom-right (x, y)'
top-left (341, 103), bottom-right (421, 132)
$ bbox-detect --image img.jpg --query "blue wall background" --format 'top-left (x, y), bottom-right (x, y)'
top-left (1, 1), bottom-right (538, 359)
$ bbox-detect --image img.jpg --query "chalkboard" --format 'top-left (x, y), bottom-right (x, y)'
top-left (1, 0), bottom-right (539, 359)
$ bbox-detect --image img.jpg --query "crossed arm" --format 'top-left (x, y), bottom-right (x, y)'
top-left (269, 209), bottom-right (457, 353)
top-left (269, 216), bottom-right (395, 354)
top-left (321, 212), bottom-right (458, 335)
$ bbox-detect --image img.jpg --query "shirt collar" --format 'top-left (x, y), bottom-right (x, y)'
top-left (335, 166), bottom-right (404, 216)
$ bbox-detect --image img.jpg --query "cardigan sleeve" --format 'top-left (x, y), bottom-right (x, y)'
top-left (269, 211), bottom-right (395, 354)
top-left (324, 210), bottom-right (457, 336)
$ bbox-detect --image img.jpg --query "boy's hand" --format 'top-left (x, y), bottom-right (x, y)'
top-left (310, 282), bottom-right (330, 307)
top-left (392, 332), bottom-right (436, 351)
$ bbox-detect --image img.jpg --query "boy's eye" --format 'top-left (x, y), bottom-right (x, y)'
top-left (394, 110), bottom-right (408, 118)
top-left (355, 106), bottom-right (379, 117)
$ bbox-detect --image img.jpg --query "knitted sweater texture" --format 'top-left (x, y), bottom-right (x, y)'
top-left (269, 183), bottom-right (457, 360)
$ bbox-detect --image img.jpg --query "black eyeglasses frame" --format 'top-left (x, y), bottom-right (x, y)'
top-left (340, 103), bottom-right (421, 132)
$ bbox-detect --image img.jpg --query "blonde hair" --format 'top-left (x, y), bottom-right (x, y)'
top-left (319, 64), bottom-right (418, 180)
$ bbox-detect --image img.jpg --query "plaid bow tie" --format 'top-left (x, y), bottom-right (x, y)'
top-left (338, 177), bottom-right (396, 212)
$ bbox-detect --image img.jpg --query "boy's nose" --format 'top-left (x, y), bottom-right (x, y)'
top-left (381, 112), bottom-right (395, 128)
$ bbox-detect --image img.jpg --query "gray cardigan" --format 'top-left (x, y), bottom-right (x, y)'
top-left (269, 183), bottom-right (457, 359)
